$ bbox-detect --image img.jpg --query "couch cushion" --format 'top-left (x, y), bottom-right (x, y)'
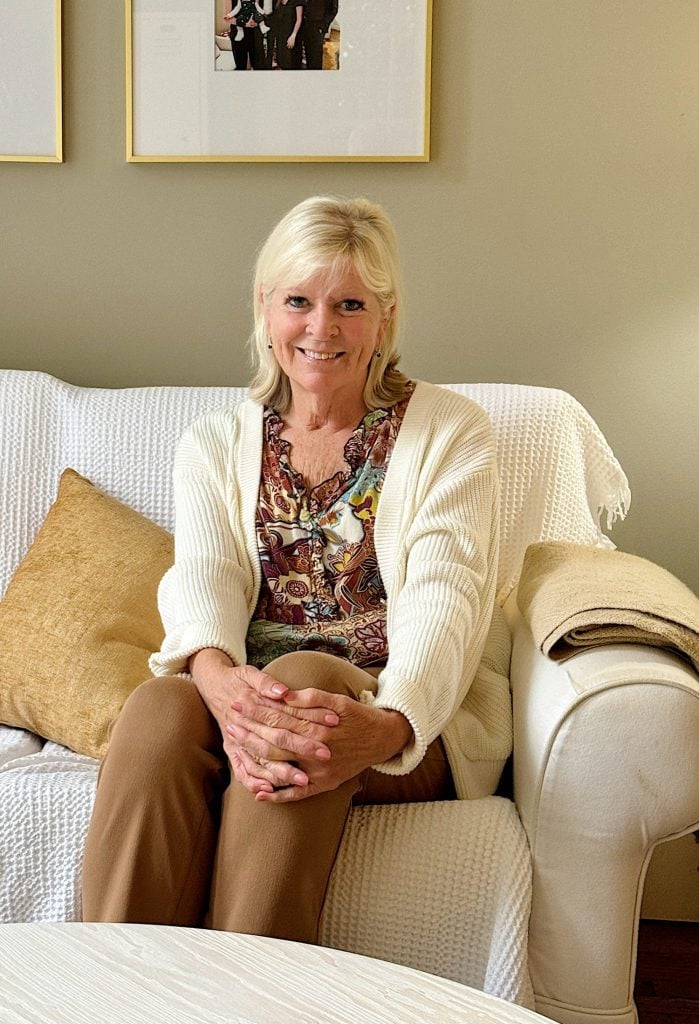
top-left (0, 469), bottom-right (173, 758)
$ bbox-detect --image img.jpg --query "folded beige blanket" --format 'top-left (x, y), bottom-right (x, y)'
top-left (517, 542), bottom-right (699, 673)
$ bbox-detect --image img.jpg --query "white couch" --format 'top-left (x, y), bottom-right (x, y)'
top-left (1, 369), bottom-right (697, 1024)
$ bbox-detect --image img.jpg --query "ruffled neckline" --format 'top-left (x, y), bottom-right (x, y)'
top-left (263, 382), bottom-right (414, 505)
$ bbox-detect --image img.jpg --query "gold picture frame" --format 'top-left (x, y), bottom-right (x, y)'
top-left (126, 0), bottom-right (432, 162)
top-left (0, 0), bottom-right (63, 163)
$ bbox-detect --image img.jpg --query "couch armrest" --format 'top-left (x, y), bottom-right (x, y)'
top-left (503, 590), bottom-right (699, 1024)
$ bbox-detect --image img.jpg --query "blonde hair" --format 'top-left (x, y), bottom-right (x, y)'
top-left (249, 195), bottom-right (410, 412)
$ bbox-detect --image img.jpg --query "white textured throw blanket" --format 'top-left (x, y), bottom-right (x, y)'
top-left (0, 729), bottom-right (534, 1001)
top-left (0, 734), bottom-right (97, 923)
top-left (0, 370), bottom-right (629, 604)
top-left (0, 730), bottom-right (533, 1002)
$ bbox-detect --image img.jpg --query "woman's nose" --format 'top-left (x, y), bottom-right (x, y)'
top-left (307, 304), bottom-right (338, 338)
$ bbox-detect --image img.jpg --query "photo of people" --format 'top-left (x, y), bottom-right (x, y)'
top-left (214, 0), bottom-right (340, 71)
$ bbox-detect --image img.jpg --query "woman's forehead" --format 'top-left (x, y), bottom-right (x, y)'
top-left (273, 265), bottom-right (373, 298)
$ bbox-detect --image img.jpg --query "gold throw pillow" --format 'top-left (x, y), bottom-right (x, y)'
top-left (0, 469), bottom-right (173, 758)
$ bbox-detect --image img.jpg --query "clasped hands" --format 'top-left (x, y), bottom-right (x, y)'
top-left (223, 665), bottom-right (412, 803)
top-left (223, 15), bottom-right (259, 30)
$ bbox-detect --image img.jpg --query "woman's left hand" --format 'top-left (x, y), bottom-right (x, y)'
top-left (227, 688), bottom-right (412, 802)
top-left (286, 33), bottom-right (296, 48)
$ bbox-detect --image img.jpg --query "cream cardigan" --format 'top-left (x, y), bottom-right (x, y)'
top-left (150, 380), bottom-right (509, 798)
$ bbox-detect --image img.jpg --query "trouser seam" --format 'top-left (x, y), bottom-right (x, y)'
top-left (171, 751), bottom-right (228, 926)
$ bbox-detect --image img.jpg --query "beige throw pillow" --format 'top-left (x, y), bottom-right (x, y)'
top-left (0, 469), bottom-right (173, 758)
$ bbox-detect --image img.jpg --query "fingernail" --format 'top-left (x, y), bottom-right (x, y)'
top-left (293, 772), bottom-right (308, 785)
top-left (271, 683), bottom-right (287, 696)
top-left (316, 748), bottom-right (331, 760)
top-left (324, 713), bottom-right (340, 725)
top-left (231, 701), bottom-right (243, 712)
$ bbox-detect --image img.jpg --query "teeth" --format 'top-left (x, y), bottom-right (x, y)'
top-left (302, 350), bottom-right (340, 360)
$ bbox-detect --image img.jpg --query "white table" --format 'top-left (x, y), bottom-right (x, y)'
top-left (0, 923), bottom-right (545, 1024)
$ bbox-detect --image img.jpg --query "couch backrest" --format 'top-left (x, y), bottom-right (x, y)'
top-left (0, 370), bottom-right (630, 603)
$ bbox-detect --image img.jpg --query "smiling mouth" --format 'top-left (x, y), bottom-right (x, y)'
top-left (297, 348), bottom-right (343, 361)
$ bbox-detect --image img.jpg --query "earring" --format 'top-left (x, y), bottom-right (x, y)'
top-left (267, 343), bottom-right (273, 350)
top-left (375, 350), bottom-right (382, 358)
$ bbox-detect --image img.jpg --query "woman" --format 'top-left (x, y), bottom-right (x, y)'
top-left (82, 196), bottom-right (502, 941)
top-left (270, 0), bottom-right (303, 70)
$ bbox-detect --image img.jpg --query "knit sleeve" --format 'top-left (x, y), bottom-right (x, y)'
top-left (148, 412), bottom-right (253, 677)
top-left (370, 412), bottom-right (500, 776)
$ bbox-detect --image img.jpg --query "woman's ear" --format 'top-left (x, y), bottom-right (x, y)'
top-left (378, 301), bottom-right (395, 341)
top-left (259, 287), bottom-right (270, 336)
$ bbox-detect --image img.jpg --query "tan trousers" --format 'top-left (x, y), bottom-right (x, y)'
top-left (82, 651), bottom-right (455, 942)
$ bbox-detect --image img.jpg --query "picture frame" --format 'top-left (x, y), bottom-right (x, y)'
top-left (0, 0), bottom-right (63, 163)
top-left (126, 0), bottom-right (432, 162)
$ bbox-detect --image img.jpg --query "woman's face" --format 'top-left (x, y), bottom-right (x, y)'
top-left (263, 267), bottom-right (390, 409)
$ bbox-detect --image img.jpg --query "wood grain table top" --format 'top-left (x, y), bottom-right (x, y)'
top-left (0, 923), bottom-right (545, 1023)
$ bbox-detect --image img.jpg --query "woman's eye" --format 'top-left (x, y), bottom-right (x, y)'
top-left (285, 295), bottom-right (307, 309)
top-left (340, 299), bottom-right (365, 312)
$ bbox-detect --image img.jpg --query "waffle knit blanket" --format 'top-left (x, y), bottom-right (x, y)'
top-left (0, 729), bottom-right (534, 1006)
top-left (518, 541), bottom-right (699, 672)
top-left (0, 370), bottom-right (630, 605)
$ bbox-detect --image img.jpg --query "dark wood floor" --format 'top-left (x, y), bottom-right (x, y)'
top-left (635, 921), bottom-right (699, 1024)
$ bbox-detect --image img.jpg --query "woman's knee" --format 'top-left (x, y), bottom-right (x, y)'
top-left (263, 652), bottom-right (376, 699)
top-left (109, 676), bottom-right (217, 763)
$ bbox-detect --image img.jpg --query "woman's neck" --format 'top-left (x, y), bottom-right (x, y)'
top-left (284, 388), bottom-right (368, 434)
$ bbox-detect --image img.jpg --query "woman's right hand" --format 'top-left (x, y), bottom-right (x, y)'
top-left (189, 650), bottom-right (336, 795)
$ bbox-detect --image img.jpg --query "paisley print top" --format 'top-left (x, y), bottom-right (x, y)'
top-left (246, 383), bottom-right (415, 669)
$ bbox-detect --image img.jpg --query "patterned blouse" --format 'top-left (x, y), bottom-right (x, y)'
top-left (246, 383), bottom-right (415, 669)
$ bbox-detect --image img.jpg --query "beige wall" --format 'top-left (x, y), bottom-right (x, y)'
top-left (1, 1), bottom-right (697, 593)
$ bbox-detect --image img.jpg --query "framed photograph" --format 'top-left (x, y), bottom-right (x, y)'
top-left (126, 0), bottom-right (432, 162)
top-left (0, 0), bottom-right (63, 162)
